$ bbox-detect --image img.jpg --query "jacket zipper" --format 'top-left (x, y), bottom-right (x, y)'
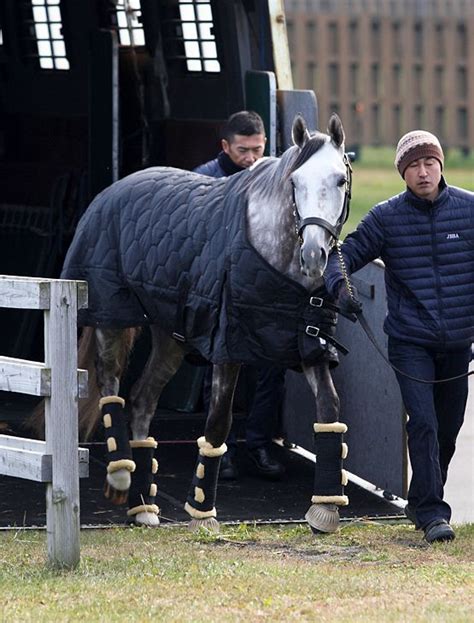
top-left (430, 208), bottom-right (446, 347)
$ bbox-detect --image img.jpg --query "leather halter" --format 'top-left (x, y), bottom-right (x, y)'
top-left (293, 152), bottom-right (353, 245)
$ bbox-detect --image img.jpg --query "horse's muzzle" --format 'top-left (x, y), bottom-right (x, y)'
top-left (300, 244), bottom-right (328, 278)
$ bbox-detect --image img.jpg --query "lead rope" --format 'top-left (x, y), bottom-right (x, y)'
top-left (335, 242), bottom-right (474, 384)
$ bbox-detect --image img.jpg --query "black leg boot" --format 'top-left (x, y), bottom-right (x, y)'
top-left (305, 422), bottom-right (349, 534)
top-left (127, 437), bottom-right (160, 527)
top-left (184, 436), bottom-right (227, 533)
top-left (99, 396), bottom-right (135, 505)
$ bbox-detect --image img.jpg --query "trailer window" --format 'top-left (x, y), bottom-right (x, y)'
top-left (116, 0), bottom-right (145, 46)
top-left (179, 0), bottom-right (220, 73)
top-left (31, 0), bottom-right (69, 70)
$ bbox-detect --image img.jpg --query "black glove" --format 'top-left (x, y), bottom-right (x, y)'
top-left (336, 281), bottom-right (362, 315)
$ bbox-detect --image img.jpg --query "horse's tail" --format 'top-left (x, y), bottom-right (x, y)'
top-left (27, 326), bottom-right (140, 441)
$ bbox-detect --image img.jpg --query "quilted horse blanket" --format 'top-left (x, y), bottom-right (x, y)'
top-left (62, 165), bottom-right (338, 368)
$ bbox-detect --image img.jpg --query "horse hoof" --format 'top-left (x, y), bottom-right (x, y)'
top-left (129, 511), bottom-right (160, 528)
top-left (305, 503), bottom-right (340, 534)
top-left (103, 480), bottom-right (129, 505)
top-left (188, 517), bottom-right (220, 534)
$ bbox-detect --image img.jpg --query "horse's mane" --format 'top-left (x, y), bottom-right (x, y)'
top-left (247, 132), bottom-right (329, 202)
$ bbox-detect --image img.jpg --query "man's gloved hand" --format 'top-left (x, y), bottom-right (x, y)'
top-left (336, 281), bottom-right (362, 315)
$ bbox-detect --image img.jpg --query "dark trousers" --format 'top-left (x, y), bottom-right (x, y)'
top-left (388, 337), bottom-right (470, 529)
top-left (203, 365), bottom-right (286, 451)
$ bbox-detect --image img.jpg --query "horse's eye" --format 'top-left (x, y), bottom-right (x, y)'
top-left (337, 177), bottom-right (347, 187)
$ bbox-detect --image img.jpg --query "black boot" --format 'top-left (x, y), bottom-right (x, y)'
top-left (247, 446), bottom-right (285, 480)
top-left (219, 448), bottom-right (238, 481)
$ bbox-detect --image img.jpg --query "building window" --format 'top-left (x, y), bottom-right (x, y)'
top-left (456, 23), bottom-right (467, 58)
top-left (435, 23), bottom-right (445, 58)
top-left (370, 20), bottom-right (380, 57)
top-left (348, 20), bottom-right (359, 57)
top-left (414, 22), bottom-right (423, 57)
top-left (31, 0), bottom-right (69, 70)
top-left (392, 21), bottom-right (402, 58)
top-left (457, 66), bottom-right (467, 99)
top-left (435, 106), bottom-right (445, 142)
top-left (306, 62), bottom-right (317, 89)
top-left (306, 21), bottom-right (316, 56)
top-left (413, 64), bottom-right (423, 99)
top-left (349, 63), bottom-right (359, 97)
top-left (351, 102), bottom-right (363, 142)
top-left (392, 64), bottom-right (402, 96)
top-left (116, 0), bottom-right (145, 46)
top-left (178, 0), bottom-right (220, 72)
top-left (414, 105), bottom-right (424, 128)
top-left (328, 62), bottom-right (339, 97)
top-left (393, 105), bottom-right (402, 139)
top-left (328, 22), bottom-right (339, 56)
top-left (372, 104), bottom-right (380, 144)
top-left (370, 63), bottom-right (379, 98)
top-left (457, 108), bottom-right (468, 141)
top-left (434, 65), bottom-right (444, 98)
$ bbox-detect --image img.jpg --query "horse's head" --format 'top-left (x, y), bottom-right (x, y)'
top-left (290, 113), bottom-right (351, 279)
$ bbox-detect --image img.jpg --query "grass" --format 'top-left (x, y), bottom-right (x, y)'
top-left (343, 147), bottom-right (474, 235)
top-left (0, 522), bottom-right (473, 622)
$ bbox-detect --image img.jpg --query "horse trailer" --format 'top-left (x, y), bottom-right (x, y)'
top-left (0, 0), bottom-right (405, 527)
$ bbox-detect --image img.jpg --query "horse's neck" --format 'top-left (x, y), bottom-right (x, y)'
top-left (246, 192), bottom-right (318, 290)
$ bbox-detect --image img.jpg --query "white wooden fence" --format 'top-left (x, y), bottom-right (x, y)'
top-left (0, 276), bottom-right (89, 568)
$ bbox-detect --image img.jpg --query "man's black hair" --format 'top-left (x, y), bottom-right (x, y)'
top-left (222, 110), bottom-right (265, 142)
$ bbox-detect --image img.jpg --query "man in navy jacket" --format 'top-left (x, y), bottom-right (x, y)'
top-left (195, 110), bottom-right (286, 481)
top-left (325, 130), bottom-right (474, 543)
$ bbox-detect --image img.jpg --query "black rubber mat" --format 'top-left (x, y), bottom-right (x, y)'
top-left (0, 441), bottom-right (403, 528)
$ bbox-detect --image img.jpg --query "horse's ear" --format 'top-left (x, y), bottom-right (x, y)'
top-left (292, 115), bottom-right (310, 149)
top-left (328, 113), bottom-right (345, 148)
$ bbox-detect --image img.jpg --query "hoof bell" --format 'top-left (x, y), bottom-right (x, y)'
top-left (305, 503), bottom-right (340, 534)
top-left (188, 516), bottom-right (220, 534)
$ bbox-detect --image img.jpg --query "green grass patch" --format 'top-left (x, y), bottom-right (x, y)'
top-left (0, 522), bottom-right (473, 622)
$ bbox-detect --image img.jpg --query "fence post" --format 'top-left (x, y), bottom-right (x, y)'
top-left (44, 280), bottom-right (81, 569)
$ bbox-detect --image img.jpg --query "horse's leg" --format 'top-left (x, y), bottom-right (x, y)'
top-left (185, 362), bottom-right (241, 533)
top-left (302, 362), bottom-right (349, 534)
top-left (126, 325), bottom-right (186, 527)
top-left (95, 327), bottom-right (136, 505)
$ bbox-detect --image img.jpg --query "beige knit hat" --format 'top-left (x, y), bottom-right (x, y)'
top-left (394, 130), bottom-right (444, 178)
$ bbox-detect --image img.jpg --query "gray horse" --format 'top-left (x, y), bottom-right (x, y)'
top-left (56, 114), bottom-right (353, 533)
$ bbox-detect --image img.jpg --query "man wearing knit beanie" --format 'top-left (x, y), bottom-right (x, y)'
top-left (324, 128), bottom-right (474, 545)
top-left (394, 130), bottom-right (444, 200)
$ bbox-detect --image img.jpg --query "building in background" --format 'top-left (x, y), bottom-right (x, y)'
top-left (285, 0), bottom-right (474, 150)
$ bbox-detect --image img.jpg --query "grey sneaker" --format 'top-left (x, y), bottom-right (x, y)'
top-left (423, 519), bottom-right (455, 544)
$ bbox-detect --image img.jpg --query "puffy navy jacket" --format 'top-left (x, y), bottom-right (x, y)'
top-left (193, 156), bottom-right (226, 178)
top-left (324, 179), bottom-right (474, 351)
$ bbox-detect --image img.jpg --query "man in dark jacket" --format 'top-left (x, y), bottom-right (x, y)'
top-left (195, 110), bottom-right (286, 481)
top-left (325, 130), bottom-right (474, 543)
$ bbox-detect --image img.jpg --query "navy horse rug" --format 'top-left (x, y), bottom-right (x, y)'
top-left (62, 165), bottom-right (340, 368)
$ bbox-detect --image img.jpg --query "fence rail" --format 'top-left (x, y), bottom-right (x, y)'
top-left (0, 275), bottom-right (89, 569)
